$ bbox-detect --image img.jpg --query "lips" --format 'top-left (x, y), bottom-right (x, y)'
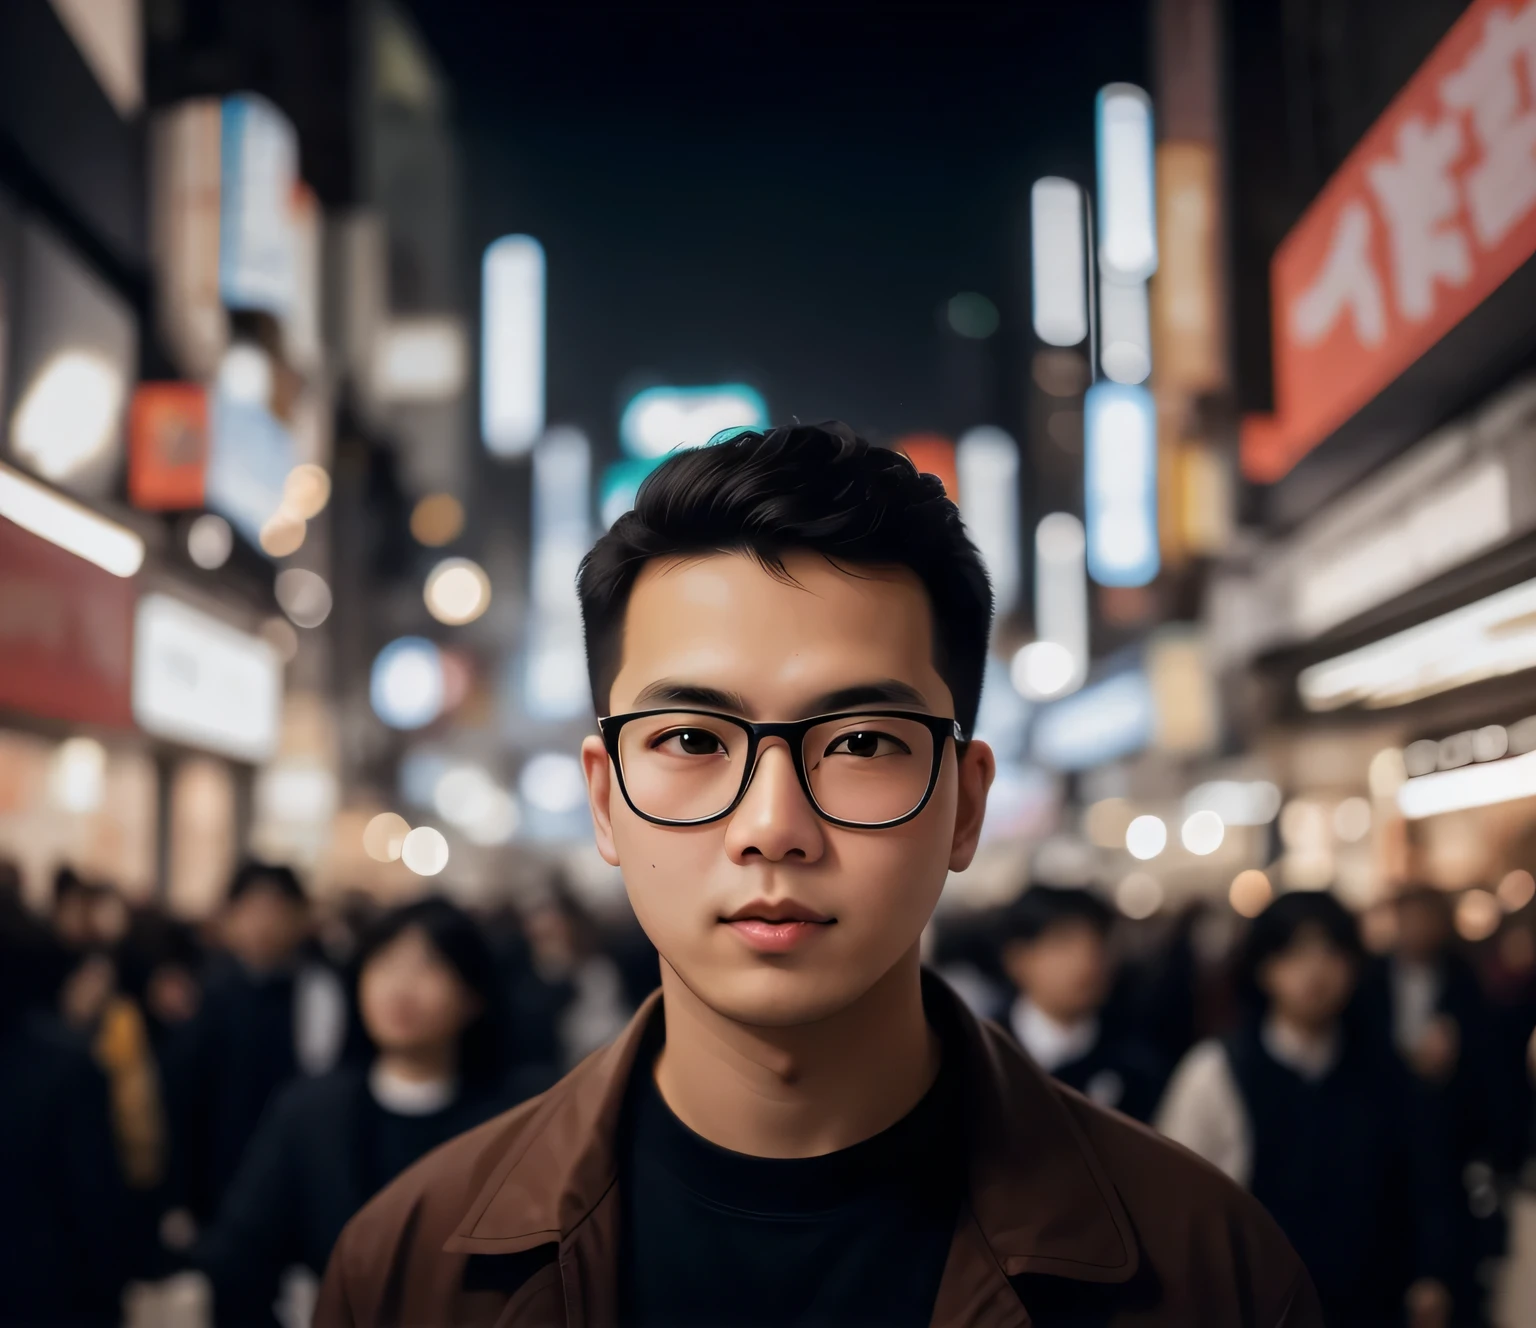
top-left (721, 899), bottom-right (834, 954)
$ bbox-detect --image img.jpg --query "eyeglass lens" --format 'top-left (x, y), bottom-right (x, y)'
top-left (615, 712), bottom-right (938, 825)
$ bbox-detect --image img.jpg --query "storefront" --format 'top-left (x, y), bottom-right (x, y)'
top-left (0, 492), bottom-right (156, 905)
top-left (1211, 0), bottom-right (1536, 922)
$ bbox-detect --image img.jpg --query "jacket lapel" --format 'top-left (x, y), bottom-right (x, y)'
top-left (443, 979), bottom-right (1141, 1328)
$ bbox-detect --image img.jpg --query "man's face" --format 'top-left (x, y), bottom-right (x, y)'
top-left (582, 551), bottom-right (993, 1028)
top-left (223, 883), bottom-right (308, 975)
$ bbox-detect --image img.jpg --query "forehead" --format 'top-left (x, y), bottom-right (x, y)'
top-left (609, 550), bottom-right (949, 715)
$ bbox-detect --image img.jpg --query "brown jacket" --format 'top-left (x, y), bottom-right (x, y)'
top-left (317, 977), bottom-right (1322, 1327)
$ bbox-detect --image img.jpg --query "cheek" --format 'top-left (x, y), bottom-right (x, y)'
top-left (612, 809), bottom-right (722, 921)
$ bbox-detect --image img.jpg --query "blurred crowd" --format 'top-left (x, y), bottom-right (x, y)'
top-left (0, 861), bottom-right (650, 1328)
top-left (933, 882), bottom-right (1536, 1327)
top-left (5, 859), bottom-right (1536, 1327)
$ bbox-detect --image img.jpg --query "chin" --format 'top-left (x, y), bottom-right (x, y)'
top-left (675, 954), bottom-right (890, 1029)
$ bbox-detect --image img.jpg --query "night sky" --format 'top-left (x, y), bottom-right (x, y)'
top-left (404, 1), bottom-right (1147, 455)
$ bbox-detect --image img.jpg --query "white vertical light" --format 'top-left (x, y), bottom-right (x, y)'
top-left (1035, 513), bottom-right (1089, 691)
top-left (482, 235), bottom-right (546, 457)
top-left (1030, 178), bottom-right (1088, 347)
top-left (1099, 278), bottom-right (1152, 385)
top-left (957, 427), bottom-right (1021, 614)
top-left (1096, 84), bottom-right (1157, 282)
top-left (526, 426), bottom-right (592, 720)
top-left (1084, 382), bottom-right (1159, 587)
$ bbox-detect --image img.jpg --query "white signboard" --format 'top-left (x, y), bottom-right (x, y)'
top-left (133, 593), bottom-right (282, 762)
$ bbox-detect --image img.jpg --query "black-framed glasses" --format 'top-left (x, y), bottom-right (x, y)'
top-left (598, 708), bottom-right (964, 829)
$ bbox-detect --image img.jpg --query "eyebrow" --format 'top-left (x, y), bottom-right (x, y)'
top-left (807, 680), bottom-right (931, 714)
top-left (630, 681), bottom-right (754, 713)
top-left (627, 677), bottom-right (930, 718)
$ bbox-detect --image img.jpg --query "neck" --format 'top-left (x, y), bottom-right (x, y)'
top-left (1024, 998), bottom-right (1093, 1032)
top-left (1267, 1009), bottom-right (1337, 1050)
top-left (653, 946), bottom-right (940, 1158)
top-left (375, 1044), bottom-right (457, 1086)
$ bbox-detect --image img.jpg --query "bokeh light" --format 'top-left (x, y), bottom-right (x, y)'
top-left (519, 751), bottom-right (588, 815)
top-left (274, 568), bottom-right (333, 628)
top-left (1115, 871), bottom-right (1164, 920)
top-left (1455, 889), bottom-right (1501, 942)
top-left (259, 509), bottom-right (306, 558)
top-left (1229, 869), bottom-right (1273, 918)
top-left (187, 513), bottom-right (233, 570)
top-left (400, 825), bottom-right (450, 877)
top-left (1498, 870), bottom-right (1535, 913)
top-left (362, 812), bottom-right (411, 862)
top-left (282, 464), bottom-right (331, 520)
top-left (411, 493), bottom-right (466, 547)
top-left (424, 557), bottom-right (492, 626)
top-left (370, 638), bottom-right (446, 730)
top-left (1125, 814), bottom-right (1167, 860)
top-left (1011, 640), bottom-right (1076, 699)
top-left (1181, 810), bottom-right (1225, 856)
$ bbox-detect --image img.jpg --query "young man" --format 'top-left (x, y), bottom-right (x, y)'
top-left (169, 862), bottom-right (345, 1222)
top-left (1000, 886), bottom-right (1167, 1122)
top-left (319, 424), bottom-right (1318, 1326)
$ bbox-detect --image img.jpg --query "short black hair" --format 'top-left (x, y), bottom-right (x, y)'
top-left (1238, 891), bottom-right (1363, 1006)
top-left (351, 896), bottom-right (506, 1090)
top-left (227, 859), bottom-right (307, 907)
top-left (1002, 886), bottom-right (1114, 945)
top-left (578, 422), bottom-right (994, 734)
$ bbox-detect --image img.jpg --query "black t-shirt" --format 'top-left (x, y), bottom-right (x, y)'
top-left (616, 1035), bottom-right (963, 1328)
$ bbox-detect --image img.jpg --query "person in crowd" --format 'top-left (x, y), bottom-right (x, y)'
top-left (926, 904), bottom-right (1013, 1021)
top-left (319, 423), bottom-right (1319, 1328)
top-left (999, 885), bottom-right (1167, 1120)
top-left (1158, 890), bottom-right (1456, 1328)
top-left (169, 860), bottom-right (346, 1223)
top-left (119, 907), bottom-right (206, 1054)
top-left (0, 882), bottom-right (132, 1325)
top-left (1364, 886), bottom-right (1514, 1319)
top-left (52, 865), bottom-right (101, 952)
top-left (45, 875), bottom-right (172, 1203)
top-left (519, 886), bottom-right (634, 1070)
top-left (193, 896), bottom-right (519, 1326)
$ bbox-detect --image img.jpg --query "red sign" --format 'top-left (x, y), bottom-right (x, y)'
top-left (1242, 0), bottom-right (1536, 482)
top-left (0, 516), bottom-right (136, 727)
top-left (129, 383), bottom-right (208, 510)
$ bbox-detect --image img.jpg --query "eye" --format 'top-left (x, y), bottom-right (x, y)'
top-left (825, 730), bottom-right (911, 759)
top-left (653, 728), bottom-right (727, 757)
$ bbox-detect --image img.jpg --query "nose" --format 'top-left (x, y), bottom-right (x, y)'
top-left (721, 739), bottom-right (826, 864)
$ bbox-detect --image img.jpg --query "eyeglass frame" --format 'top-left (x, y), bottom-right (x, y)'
top-left (597, 707), bottom-right (967, 830)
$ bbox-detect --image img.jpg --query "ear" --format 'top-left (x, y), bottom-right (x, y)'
top-left (582, 734), bottom-right (622, 867)
top-left (948, 738), bottom-right (996, 872)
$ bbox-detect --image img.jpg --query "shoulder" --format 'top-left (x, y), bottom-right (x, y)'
top-left (326, 1063), bottom-right (582, 1287)
top-left (1054, 1080), bottom-right (1306, 1318)
top-left (268, 1064), bottom-right (367, 1126)
top-left (1167, 1036), bottom-right (1235, 1088)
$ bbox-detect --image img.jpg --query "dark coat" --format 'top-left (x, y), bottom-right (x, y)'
top-left (317, 974), bottom-right (1322, 1327)
top-left (194, 1064), bottom-right (520, 1326)
top-left (0, 1013), bottom-right (131, 1326)
top-left (165, 959), bottom-right (303, 1221)
top-left (1223, 1022), bottom-right (1457, 1327)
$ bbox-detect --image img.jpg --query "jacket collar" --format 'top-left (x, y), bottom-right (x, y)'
top-left (446, 971), bottom-right (1139, 1286)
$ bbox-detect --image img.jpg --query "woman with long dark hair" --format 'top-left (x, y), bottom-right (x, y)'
top-left (193, 896), bottom-right (519, 1325)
